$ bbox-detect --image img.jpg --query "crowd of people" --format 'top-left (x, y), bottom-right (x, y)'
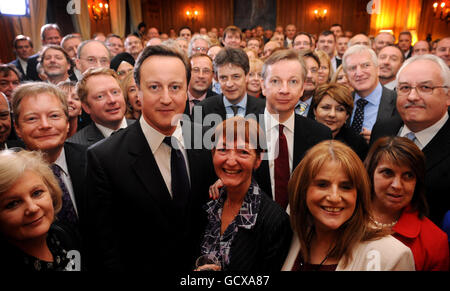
top-left (0, 21), bottom-right (449, 272)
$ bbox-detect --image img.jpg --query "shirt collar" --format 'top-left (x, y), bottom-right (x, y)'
top-left (54, 147), bottom-right (68, 176)
top-left (223, 93), bottom-right (247, 109)
top-left (139, 115), bottom-right (184, 154)
top-left (264, 107), bottom-right (295, 133)
top-left (399, 112), bottom-right (449, 148)
top-left (187, 90), bottom-right (206, 103)
top-left (355, 82), bottom-right (383, 106)
top-left (95, 118), bottom-right (127, 138)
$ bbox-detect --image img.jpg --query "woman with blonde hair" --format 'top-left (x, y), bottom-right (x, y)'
top-left (0, 150), bottom-right (81, 271)
top-left (282, 140), bottom-right (415, 271)
top-left (120, 71), bottom-right (141, 120)
top-left (315, 50), bottom-right (334, 85)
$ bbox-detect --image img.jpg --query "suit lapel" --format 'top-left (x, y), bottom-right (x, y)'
top-left (422, 119), bottom-right (450, 171)
top-left (86, 124), bottom-right (105, 143)
top-left (377, 87), bottom-right (397, 122)
top-left (128, 122), bottom-right (172, 208)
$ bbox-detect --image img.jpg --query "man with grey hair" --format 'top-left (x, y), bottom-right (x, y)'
top-left (371, 54), bottom-right (450, 226)
top-left (0, 92), bottom-right (16, 150)
top-left (342, 45), bottom-right (398, 143)
top-left (187, 34), bottom-right (211, 57)
top-left (75, 40), bottom-right (111, 74)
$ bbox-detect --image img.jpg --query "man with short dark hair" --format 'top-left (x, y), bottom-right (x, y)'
top-left (0, 64), bottom-right (20, 102)
top-left (398, 31), bottom-right (413, 59)
top-left (222, 25), bottom-right (242, 49)
top-left (296, 51), bottom-right (320, 118)
top-left (371, 54), bottom-right (450, 225)
top-left (193, 47), bottom-right (265, 123)
top-left (10, 35), bottom-right (33, 80)
top-left (84, 45), bottom-right (216, 271)
top-left (105, 34), bottom-right (125, 57)
top-left (378, 45), bottom-right (404, 90)
top-left (317, 30), bottom-right (337, 70)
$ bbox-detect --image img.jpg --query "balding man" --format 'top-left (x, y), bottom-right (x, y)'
top-left (378, 45), bottom-right (404, 90)
top-left (398, 31), bottom-right (413, 59)
top-left (371, 54), bottom-right (450, 225)
top-left (348, 33), bottom-right (371, 47)
top-left (412, 40), bottom-right (431, 56)
top-left (76, 40), bottom-right (111, 74)
top-left (374, 32), bottom-right (395, 54)
top-left (284, 24), bottom-right (296, 48)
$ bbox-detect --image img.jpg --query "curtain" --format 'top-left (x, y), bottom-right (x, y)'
top-left (11, 0), bottom-right (47, 51)
top-left (109, 0), bottom-right (126, 37)
top-left (128, 0), bottom-right (142, 35)
top-left (72, 0), bottom-right (91, 40)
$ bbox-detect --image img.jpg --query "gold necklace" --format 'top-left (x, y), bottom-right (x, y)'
top-left (370, 216), bottom-right (398, 229)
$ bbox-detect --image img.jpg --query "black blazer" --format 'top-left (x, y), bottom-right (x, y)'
top-left (84, 121), bottom-right (216, 271)
top-left (9, 59), bottom-right (26, 80)
top-left (225, 192), bottom-right (292, 271)
top-left (254, 114), bottom-right (332, 199)
top-left (371, 116), bottom-right (450, 225)
top-left (67, 119), bottom-right (135, 146)
top-left (192, 94), bottom-right (266, 125)
top-left (183, 89), bottom-right (218, 116)
top-left (25, 53), bottom-right (40, 81)
top-left (335, 125), bottom-right (369, 161)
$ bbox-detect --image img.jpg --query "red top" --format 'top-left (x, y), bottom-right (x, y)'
top-left (393, 206), bottom-right (449, 271)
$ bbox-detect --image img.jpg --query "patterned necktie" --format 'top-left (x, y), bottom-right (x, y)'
top-left (351, 98), bottom-right (369, 134)
top-left (163, 136), bottom-right (190, 212)
top-left (274, 124), bottom-right (290, 209)
top-left (192, 99), bottom-right (200, 105)
top-left (231, 105), bottom-right (239, 116)
top-left (51, 164), bottom-right (78, 226)
top-left (295, 102), bottom-right (308, 117)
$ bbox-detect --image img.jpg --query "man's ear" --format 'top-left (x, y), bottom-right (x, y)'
top-left (81, 102), bottom-right (91, 115)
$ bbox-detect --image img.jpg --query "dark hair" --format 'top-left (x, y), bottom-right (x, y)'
top-left (213, 47), bottom-right (249, 75)
top-left (110, 52), bottom-right (135, 72)
top-left (179, 26), bottom-right (192, 35)
top-left (0, 64), bottom-right (21, 79)
top-left (294, 32), bottom-right (312, 46)
top-left (299, 50), bottom-right (320, 68)
top-left (138, 22), bottom-right (147, 30)
top-left (364, 136), bottom-right (428, 218)
top-left (13, 35), bottom-right (33, 49)
top-left (134, 45), bottom-right (189, 89)
top-left (40, 23), bottom-right (62, 41)
top-left (380, 44), bottom-right (405, 62)
top-left (319, 30), bottom-right (336, 40)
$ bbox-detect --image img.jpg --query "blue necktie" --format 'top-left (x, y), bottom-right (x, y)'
top-left (405, 132), bottom-right (417, 142)
top-left (163, 136), bottom-right (190, 213)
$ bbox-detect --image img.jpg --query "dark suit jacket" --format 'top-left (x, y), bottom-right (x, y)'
top-left (84, 121), bottom-right (216, 271)
top-left (226, 192), bottom-right (292, 271)
top-left (192, 94), bottom-right (266, 125)
top-left (254, 113), bottom-right (332, 199)
top-left (335, 125), bottom-right (369, 161)
top-left (371, 116), bottom-right (450, 225)
top-left (67, 119), bottom-right (135, 146)
top-left (350, 85), bottom-right (398, 130)
top-left (25, 53), bottom-right (40, 81)
top-left (9, 59), bottom-right (26, 80)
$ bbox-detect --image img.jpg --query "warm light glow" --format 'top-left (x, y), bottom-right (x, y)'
top-left (323, 9), bottom-right (327, 15)
top-left (186, 11), bottom-right (190, 15)
top-left (194, 10), bottom-right (198, 15)
top-left (434, 2), bottom-right (439, 8)
top-left (441, 2), bottom-right (446, 8)
top-left (314, 9), bottom-right (318, 14)
top-left (99, 3), bottom-right (103, 8)
top-left (105, 3), bottom-right (108, 9)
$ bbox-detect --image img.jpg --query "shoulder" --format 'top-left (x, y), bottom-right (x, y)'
top-left (258, 192), bottom-right (290, 223)
top-left (343, 235), bottom-right (415, 271)
top-left (197, 94), bottom-right (222, 106)
top-left (294, 114), bottom-right (332, 138)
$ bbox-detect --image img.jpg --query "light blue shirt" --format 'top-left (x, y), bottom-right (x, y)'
top-left (223, 94), bottom-right (248, 118)
top-left (350, 82), bottom-right (383, 131)
top-left (295, 97), bottom-right (312, 117)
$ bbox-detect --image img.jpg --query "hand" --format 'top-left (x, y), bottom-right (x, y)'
top-left (209, 179), bottom-right (223, 200)
top-left (360, 127), bottom-right (371, 144)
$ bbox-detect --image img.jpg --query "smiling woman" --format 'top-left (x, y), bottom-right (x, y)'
top-left (0, 150), bottom-right (81, 271)
top-left (283, 140), bottom-right (415, 271)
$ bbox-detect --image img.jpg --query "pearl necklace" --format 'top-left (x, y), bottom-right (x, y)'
top-left (370, 216), bottom-right (398, 229)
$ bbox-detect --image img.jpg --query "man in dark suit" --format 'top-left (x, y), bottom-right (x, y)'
top-left (184, 53), bottom-right (217, 116)
top-left (85, 45), bottom-right (216, 271)
top-left (192, 47), bottom-right (265, 125)
top-left (67, 68), bottom-right (133, 146)
top-left (26, 24), bottom-right (63, 81)
top-left (371, 54), bottom-right (450, 226)
top-left (254, 49), bottom-right (332, 209)
top-left (296, 50), bottom-right (320, 119)
top-left (398, 31), bottom-right (413, 60)
top-left (9, 35), bottom-right (34, 80)
top-left (342, 45), bottom-right (398, 143)
top-left (11, 82), bottom-right (87, 238)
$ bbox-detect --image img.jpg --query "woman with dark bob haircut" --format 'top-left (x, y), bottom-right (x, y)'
top-left (283, 140), bottom-right (414, 270)
top-left (365, 136), bottom-right (449, 271)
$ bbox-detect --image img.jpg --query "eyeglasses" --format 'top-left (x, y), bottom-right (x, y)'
top-left (80, 57), bottom-right (110, 66)
top-left (191, 67), bottom-right (212, 75)
top-left (192, 47), bottom-right (208, 53)
top-left (397, 84), bottom-right (448, 96)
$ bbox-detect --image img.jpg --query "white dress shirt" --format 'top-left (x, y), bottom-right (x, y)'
top-left (264, 108), bottom-right (295, 200)
top-left (139, 116), bottom-right (190, 197)
top-left (95, 118), bottom-right (128, 138)
top-left (398, 112), bottom-right (449, 150)
top-left (54, 148), bottom-right (78, 215)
